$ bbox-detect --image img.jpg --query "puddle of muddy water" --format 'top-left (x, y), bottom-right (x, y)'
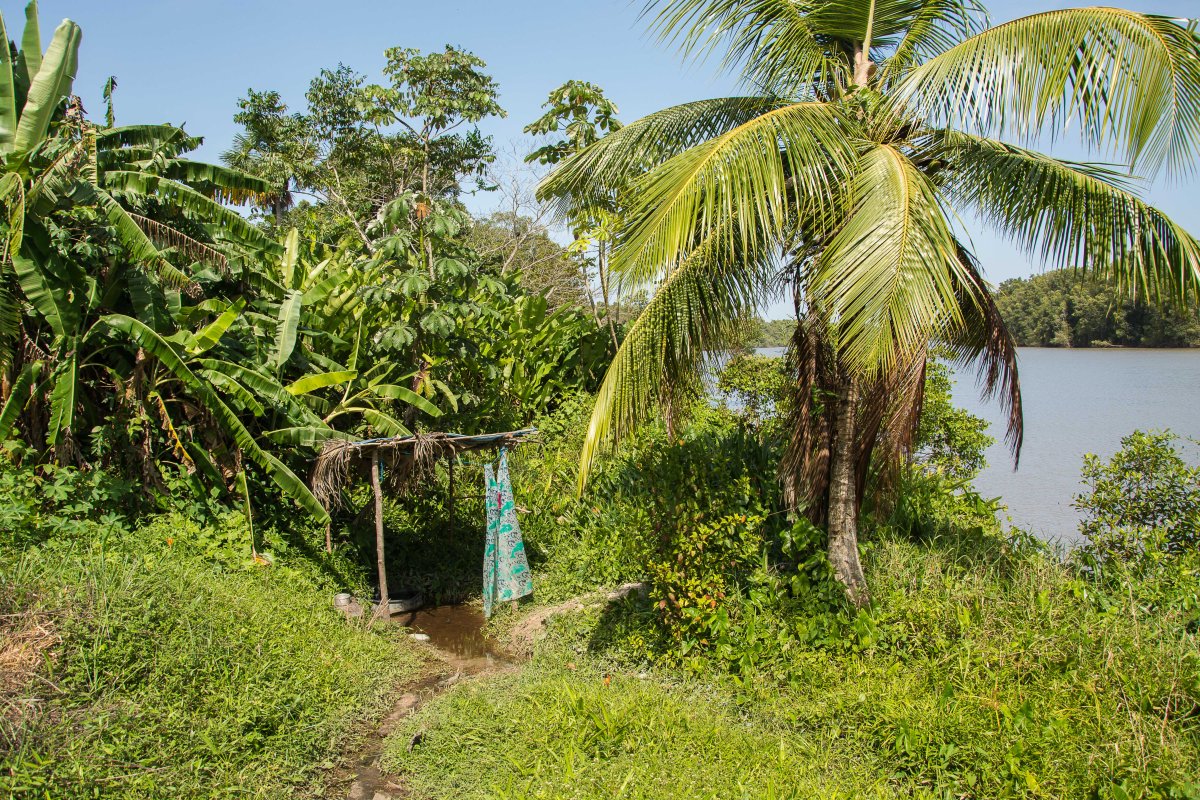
top-left (397, 604), bottom-right (512, 674)
top-left (341, 606), bottom-right (508, 799)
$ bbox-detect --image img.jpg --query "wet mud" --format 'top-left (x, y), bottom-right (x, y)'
top-left (337, 604), bottom-right (516, 800)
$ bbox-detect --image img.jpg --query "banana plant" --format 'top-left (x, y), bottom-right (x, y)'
top-left (0, 4), bottom-right (331, 521)
top-left (0, 4), bottom-right (277, 314)
top-left (265, 317), bottom-right (442, 447)
top-left (162, 229), bottom-right (444, 450)
top-left (90, 313), bottom-right (329, 522)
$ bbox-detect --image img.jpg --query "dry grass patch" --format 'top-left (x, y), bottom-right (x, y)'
top-left (0, 603), bottom-right (60, 749)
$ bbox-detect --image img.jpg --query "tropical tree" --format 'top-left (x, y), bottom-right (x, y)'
top-left (546, 0), bottom-right (1200, 604)
top-left (468, 211), bottom-right (587, 307)
top-left (225, 45), bottom-right (505, 247)
top-left (0, 3), bottom-right (332, 521)
top-left (525, 81), bottom-right (626, 346)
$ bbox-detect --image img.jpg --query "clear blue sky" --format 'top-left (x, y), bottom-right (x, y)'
top-left (6, 0), bottom-right (1198, 317)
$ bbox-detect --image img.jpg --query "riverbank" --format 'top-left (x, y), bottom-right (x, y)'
top-left (384, 531), bottom-right (1200, 799)
top-left (5, 382), bottom-right (1199, 799)
top-left (5, 491), bottom-right (1198, 799)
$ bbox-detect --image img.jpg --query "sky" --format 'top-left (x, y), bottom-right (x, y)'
top-left (5, 0), bottom-right (1199, 318)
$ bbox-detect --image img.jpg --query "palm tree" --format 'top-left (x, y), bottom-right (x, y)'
top-left (543, 0), bottom-right (1200, 605)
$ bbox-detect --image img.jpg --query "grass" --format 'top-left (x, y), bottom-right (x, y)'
top-left (5, 403), bottom-right (1198, 799)
top-left (385, 532), bottom-right (1200, 800)
top-left (1, 516), bottom-right (426, 799)
top-left (385, 665), bottom-right (866, 800)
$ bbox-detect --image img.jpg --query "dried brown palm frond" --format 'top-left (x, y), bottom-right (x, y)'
top-left (312, 430), bottom-right (538, 510)
top-left (129, 214), bottom-right (229, 275)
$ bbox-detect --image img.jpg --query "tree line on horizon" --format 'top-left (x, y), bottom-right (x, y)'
top-left (748, 269), bottom-right (1200, 349)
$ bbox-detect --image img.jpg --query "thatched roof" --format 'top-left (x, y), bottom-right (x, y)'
top-left (311, 428), bottom-right (538, 509)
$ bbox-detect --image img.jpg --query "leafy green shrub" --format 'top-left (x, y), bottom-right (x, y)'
top-left (0, 458), bottom-right (137, 547)
top-left (912, 361), bottom-right (994, 482)
top-left (646, 509), bottom-right (765, 652)
top-left (627, 423), bottom-right (778, 540)
top-left (1076, 430), bottom-right (1200, 563)
top-left (883, 469), bottom-right (1005, 542)
top-left (504, 393), bottom-right (651, 602)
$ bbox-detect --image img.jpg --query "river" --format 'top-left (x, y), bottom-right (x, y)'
top-left (950, 348), bottom-right (1200, 544)
top-left (755, 347), bottom-right (1200, 544)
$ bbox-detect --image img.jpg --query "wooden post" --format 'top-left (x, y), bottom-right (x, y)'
top-left (324, 521), bottom-right (332, 554)
top-left (371, 451), bottom-right (389, 621)
top-left (447, 456), bottom-right (455, 538)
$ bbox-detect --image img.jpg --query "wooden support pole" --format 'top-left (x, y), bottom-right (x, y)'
top-left (371, 451), bottom-right (388, 621)
top-left (447, 456), bottom-right (455, 538)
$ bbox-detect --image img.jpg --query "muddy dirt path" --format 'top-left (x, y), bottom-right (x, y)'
top-left (328, 585), bottom-right (646, 798)
top-left (336, 605), bottom-right (518, 800)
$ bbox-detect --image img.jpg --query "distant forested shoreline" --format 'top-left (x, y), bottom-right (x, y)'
top-left (994, 270), bottom-right (1200, 347)
top-left (751, 268), bottom-right (1200, 349)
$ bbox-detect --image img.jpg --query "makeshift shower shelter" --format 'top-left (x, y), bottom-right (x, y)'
top-left (312, 428), bottom-right (539, 618)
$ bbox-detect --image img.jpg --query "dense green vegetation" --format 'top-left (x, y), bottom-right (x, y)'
top-left (0, 7), bottom-right (610, 533)
top-left (384, 383), bottom-right (1200, 799)
top-left (390, 542), bottom-right (1200, 799)
top-left (549, 0), bottom-right (1200, 608)
top-left (3, 0), bottom-right (1200, 798)
top-left (1, 505), bottom-right (426, 798)
top-left (0, 4), bottom-right (601, 795)
top-left (995, 270), bottom-right (1200, 348)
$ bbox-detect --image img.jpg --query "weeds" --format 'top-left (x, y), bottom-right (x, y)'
top-left (1, 523), bottom-right (426, 799)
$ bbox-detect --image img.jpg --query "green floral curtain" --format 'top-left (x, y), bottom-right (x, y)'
top-left (483, 449), bottom-right (533, 617)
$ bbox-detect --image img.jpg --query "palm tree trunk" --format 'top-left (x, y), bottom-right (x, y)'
top-left (827, 378), bottom-right (869, 608)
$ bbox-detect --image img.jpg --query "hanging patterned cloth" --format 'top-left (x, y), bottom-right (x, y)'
top-left (482, 448), bottom-right (533, 617)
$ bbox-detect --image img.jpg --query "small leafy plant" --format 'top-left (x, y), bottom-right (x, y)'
top-left (1076, 430), bottom-right (1200, 563)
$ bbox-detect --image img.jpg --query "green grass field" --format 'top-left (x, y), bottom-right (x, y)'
top-left (386, 534), bottom-right (1200, 800)
top-left (2, 518), bottom-right (427, 799)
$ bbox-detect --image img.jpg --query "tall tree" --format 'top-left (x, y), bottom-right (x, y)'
top-left (546, 0), bottom-right (1200, 604)
top-left (525, 81), bottom-right (625, 346)
top-left (469, 211), bottom-right (587, 306)
top-left (224, 46), bottom-right (505, 248)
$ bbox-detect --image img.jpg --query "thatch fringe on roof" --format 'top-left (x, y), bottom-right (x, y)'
top-left (311, 428), bottom-right (537, 510)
